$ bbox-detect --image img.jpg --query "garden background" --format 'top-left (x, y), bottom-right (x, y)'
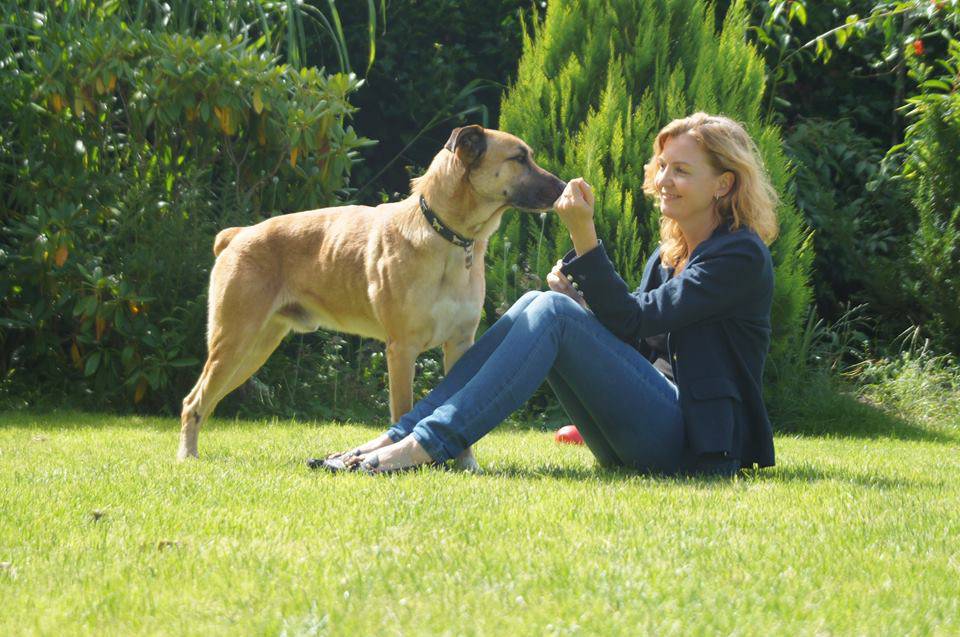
top-left (2, 1), bottom-right (959, 634)
top-left (2, 0), bottom-right (958, 425)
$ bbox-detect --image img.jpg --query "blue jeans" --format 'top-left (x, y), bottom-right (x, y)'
top-left (386, 291), bottom-right (737, 476)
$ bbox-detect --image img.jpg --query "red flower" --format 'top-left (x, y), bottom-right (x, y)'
top-left (914, 39), bottom-right (925, 56)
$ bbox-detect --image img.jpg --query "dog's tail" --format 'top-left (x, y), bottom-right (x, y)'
top-left (213, 227), bottom-right (243, 257)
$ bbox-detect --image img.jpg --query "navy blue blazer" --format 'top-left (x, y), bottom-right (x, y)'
top-left (560, 222), bottom-right (775, 468)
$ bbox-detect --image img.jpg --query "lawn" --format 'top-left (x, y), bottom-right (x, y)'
top-left (1, 408), bottom-right (959, 636)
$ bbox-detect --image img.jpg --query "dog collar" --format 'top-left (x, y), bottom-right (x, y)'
top-left (420, 195), bottom-right (475, 268)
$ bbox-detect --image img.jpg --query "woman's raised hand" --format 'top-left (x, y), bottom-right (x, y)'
top-left (553, 177), bottom-right (599, 255)
top-left (546, 259), bottom-right (588, 309)
top-left (553, 177), bottom-right (595, 227)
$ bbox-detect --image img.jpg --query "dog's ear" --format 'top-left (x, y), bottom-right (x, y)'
top-left (444, 125), bottom-right (487, 168)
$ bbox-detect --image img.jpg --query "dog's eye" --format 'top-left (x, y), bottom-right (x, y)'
top-left (511, 155), bottom-right (528, 164)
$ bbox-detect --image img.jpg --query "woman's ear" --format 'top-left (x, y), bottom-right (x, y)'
top-left (716, 171), bottom-right (735, 198)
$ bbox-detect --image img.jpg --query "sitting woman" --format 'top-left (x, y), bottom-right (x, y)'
top-left (316, 112), bottom-right (780, 477)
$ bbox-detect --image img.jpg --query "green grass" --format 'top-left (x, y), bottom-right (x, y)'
top-left (2, 399), bottom-right (959, 636)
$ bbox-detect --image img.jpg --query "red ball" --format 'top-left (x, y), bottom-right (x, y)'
top-left (554, 424), bottom-right (584, 445)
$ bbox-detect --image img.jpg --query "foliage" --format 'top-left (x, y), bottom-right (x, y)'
top-left (849, 338), bottom-right (960, 429)
top-left (0, 2), bottom-right (371, 411)
top-left (897, 37), bottom-right (960, 352)
top-left (782, 118), bottom-right (913, 321)
top-left (745, 1), bottom-right (960, 355)
top-left (492, 0), bottom-right (813, 376)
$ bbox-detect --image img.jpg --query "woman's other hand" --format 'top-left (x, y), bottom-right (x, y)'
top-left (553, 177), bottom-right (599, 255)
top-left (546, 259), bottom-right (588, 309)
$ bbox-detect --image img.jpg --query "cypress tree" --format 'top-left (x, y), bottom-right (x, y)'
top-left (491, 0), bottom-right (812, 375)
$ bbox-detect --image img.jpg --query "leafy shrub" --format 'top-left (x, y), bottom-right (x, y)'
top-left (0, 4), bottom-right (370, 411)
top-left (898, 37), bottom-right (960, 353)
top-left (783, 117), bottom-right (913, 322)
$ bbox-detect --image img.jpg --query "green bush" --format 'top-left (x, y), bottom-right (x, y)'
top-left (492, 0), bottom-right (813, 377)
top-left (0, 4), bottom-right (370, 411)
top-left (783, 117), bottom-right (913, 324)
top-left (899, 38), bottom-right (960, 353)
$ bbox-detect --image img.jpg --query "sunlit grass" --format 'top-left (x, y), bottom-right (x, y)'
top-left (2, 405), bottom-right (959, 635)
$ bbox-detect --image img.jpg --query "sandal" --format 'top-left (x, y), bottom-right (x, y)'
top-left (306, 448), bottom-right (360, 471)
top-left (305, 452), bottom-right (386, 474)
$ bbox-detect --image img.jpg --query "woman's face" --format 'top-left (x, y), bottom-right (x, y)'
top-left (653, 132), bottom-right (731, 225)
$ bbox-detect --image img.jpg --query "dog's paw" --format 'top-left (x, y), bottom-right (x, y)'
top-left (176, 447), bottom-right (199, 462)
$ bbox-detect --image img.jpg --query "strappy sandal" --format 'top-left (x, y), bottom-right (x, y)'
top-left (306, 448), bottom-right (360, 471)
top-left (308, 451), bottom-right (440, 474)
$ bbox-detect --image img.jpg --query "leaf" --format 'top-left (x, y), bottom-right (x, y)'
top-left (54, 245), bottom-right (68, 267)
top-left (290, 146), bottom-right (299, 168)
top-left (134, 377), bottom-right (148, 404)
top-left (253, 88), bottom-right (264, 114)
top-left (169, 358), bottom-right (199, 368)
top-left (921, 79), bottom-right (952, 92)
top-left (84, 351), bottom-right (101, 377)
top-left (794, 3), bottom-right (807, 26)
top-left (836, 28), bottom-right (848, 48)
top-left (71, 342), bottom-right (82, 370)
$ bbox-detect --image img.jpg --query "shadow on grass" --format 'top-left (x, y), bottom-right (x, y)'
top-left (469, 462), bottom-right (946, 490)
top-left (0, 409), bottom-right (387, 432)
top-left (766, 374), bottom-right (958, 445)
top-left (754, 463), bottom-right (946, 489)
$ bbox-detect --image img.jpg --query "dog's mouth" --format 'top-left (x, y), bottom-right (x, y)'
top-left (508, 174), bottom-right (567, 211)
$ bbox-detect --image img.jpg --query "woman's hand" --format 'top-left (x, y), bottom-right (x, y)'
top-left (553, 177), bottom-right (599, 255)
top-left (546, 259), bottom-right (588, 309)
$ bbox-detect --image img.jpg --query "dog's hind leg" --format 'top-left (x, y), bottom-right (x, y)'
top-left (178, 319), bottom-right (288, 460)
top-left (178, 258), bottom-right (287, 460)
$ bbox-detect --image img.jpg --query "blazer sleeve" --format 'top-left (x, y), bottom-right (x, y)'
top-left (559, 235), bottom-right (769, 341)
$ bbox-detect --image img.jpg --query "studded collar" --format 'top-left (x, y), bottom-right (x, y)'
top-left (419, 194), bottom-right (475, 268)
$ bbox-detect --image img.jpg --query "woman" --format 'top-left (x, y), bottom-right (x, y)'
top-left (315, 112), bottom-right (779, 477)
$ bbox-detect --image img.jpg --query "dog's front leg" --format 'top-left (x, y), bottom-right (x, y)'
top-left (443, 336), bottom-right (481, 473)
top-left (385, 340), bottom-right (418, 424)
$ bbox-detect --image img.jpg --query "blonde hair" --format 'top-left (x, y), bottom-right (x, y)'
top-left (642, 112), bottom-right (779, 269)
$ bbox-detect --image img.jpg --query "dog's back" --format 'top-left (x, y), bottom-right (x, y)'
top-left (213, 227), bottom-right (243, 256)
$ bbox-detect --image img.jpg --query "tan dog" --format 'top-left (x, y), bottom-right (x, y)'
top-left (178, 126), bottom-right (566, 467)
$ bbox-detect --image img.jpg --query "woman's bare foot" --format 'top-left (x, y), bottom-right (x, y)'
top-left (308, 432), bottom-right (397, 470)
top-left (342, 435), bottom-right (434, 473)
top-left (326, 432), bottom-right (395, 460)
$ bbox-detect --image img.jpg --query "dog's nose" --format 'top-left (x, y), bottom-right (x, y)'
top-left (552, 177), bottom-right (567, 199)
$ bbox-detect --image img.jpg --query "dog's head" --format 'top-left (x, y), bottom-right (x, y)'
top-left (443, 126), bottom-right (566, 211)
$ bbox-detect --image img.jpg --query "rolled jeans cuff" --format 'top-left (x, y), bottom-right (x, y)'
top-left (385, 426), bottom-right (406, 443)
top-left (411, 425), bottom-right (455, 464)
